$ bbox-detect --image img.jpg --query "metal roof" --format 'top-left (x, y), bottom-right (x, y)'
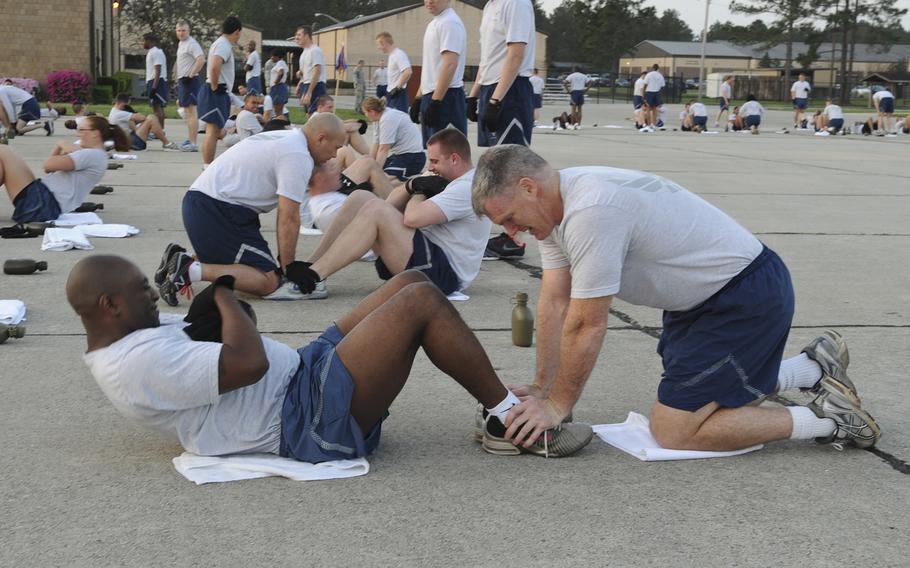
top-left (314, 4), bottom-right (423, 33)
top-left (632, 40), bottom-right (751, 58)
top-left (732, 41), bottom-right (910, 63)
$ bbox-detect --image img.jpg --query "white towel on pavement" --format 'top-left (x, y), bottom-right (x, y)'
top-left (447, 291), bottom-right (469, 301)
top-left (299, 226), bottom-right (324, 236)
top-left (111, 153), bottom-right (138, 160)
top-left (41, 227), bottom-right (94, 251)
top-left (54, 212), bottom-right (103, 226)
top-left (77, 224), bottom-right (139, 238)
top-left (0, 300), bottom-right (26, 325)
top-left (593, 412), bottom-right (763, 462)
top-left (172, 452), bottom-right (370, 485)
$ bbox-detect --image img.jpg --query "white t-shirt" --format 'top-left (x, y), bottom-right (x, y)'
top-left (633, 77), bottom-right (646, 97)
top-left (387, 47), bottom-right (412, 89)
top-left (740, 100), bottom-right (764, 117)
top-left (176, 37), bottom-right (204, 78)
top-left (420, 169), bottom-right (492, 290)
top-left (234, 109), bottom-right (263, 136)
top-left (720, 82), bottom-right (732, 99)
top-left (791, 80), bottom-right (811, 98)
top-left (644, 70), bottom-right (665, 92)
top-left (208, 36), bottom-right (235, 87)
top-left (245, 51), bottom-right (261, 81)
top-left (262, 95), bottom-right (274, 113)
top-left (538, 166), bottom-right (763, 311)
top-left (823, 104), bottom-right (843, 119)
top-left (873, 90), bottom-right (894, 101)
top-left (301, 45), bottom-right (325, 84)
top-left (375, 108), bottom-right (424, 155)
top-left (108, 107), bottom-right (134, 135)
top-left (270, 60), bottom-right (289, 85)
top-left (373, 67), bottom-right (388, 86)
top-left (689, 102), bottom-right (708, 117)
top-left (146, 46), bottom-right (167, 82)
top-left (190, 129), bottom-right (313, 213)
top-left (83, 315), bottom-right (300, 456)
top-left (421, 8), bottom-right (467, 95)
top-left (565, 72), bottom-right (588, 91)
top-left (309, 191), bottom-right (348, 230)
top-left (477, 0), bottom-right (536, 85)
top-left (42, 148), bottom-right (108, 214)
top-left (529, 75), bottom-right (544, 94)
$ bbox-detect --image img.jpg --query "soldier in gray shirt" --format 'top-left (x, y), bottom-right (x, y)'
top-left (471, 144), bottom-right (880, 454)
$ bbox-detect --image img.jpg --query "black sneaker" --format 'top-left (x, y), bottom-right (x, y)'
top-left (155, 243), bottom-right (186, 285)
top-left (159, 252), bottom-right (194, 306)
top-left (44, 121), bottom-right (53, 136)
top-left (483, 232), bottom-right (525, 260)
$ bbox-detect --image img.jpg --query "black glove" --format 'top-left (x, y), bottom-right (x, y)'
top-left (184, 275), bottom-right (236, 324)
top-left (466, 97), bottom-right (478, 122)
top-left (406, 175), bottom-right (449, 198)
top-left (284, 261), bottom-right (321, 294)
top-left (387, 86), bottom-right (402, 100)
top-left (214, 83), bottom-right (228, 95)
top-left (184, 300), bottom-right (257, 342)
top-left (482, 99), bottom-right (501, 133)
top-left (422, 99), bottom-right (442, 128)
top-left (179, 76), bottom-right (195, 85)
top-left (357, 119), bottom-right (368, 135)
top-left (409, 98), bottom-right (422, 124)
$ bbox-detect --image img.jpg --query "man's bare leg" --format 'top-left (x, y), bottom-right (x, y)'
top-left (310, 198), bottom-right (414, 280)
top-left (0, 105), bottom-right (11, 130)
top-left (308, 190), bottom-right (377, 261)
top-left (202, 123), bottom-right (220, 164)
top-left (345, 126), bottom-right (371, 155)
top-left (153, 104), bottom-right (165, 130)
top-left (137, 116), bottom-right (171, 146)
top-left (15, 119), bottom-right (46, 134)
top-left (185, 105), bottom-right (199, 145)
top-left (200, 263), bottom-right (280, 296)
top-left (650, 400), bottom-right (792, 451)
top-left (335, 272), bottom-right (508, 432)
top-left (344, 157), bottom-right (395, 199)
top-left (0, 146), bottom-right (37, 200)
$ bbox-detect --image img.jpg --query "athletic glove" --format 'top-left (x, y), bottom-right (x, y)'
top-left (422, 99), bottom-right (442, 128)
top-left (184, 300), bottom-right (257, 343)
top-left (184, 275), bottom-right (236, 324)
top-left (409, 98), bottom-right (422, 124)
top-left (285, 261), bottom-right (321, 294)
top-left (214, 83), bottom-right (228, 95)
top-left (482, 99), bottom-right (501, 133)
top-left (179, 76), bottom-right (195, 86)
top-left (387, 86), bottom-right (403, 100)
top-left (357, 119), bottom-right (368, 135)
top-left (466, 97), bottom-right (478, 122)
top-left (406, 175), bottom-right (449, 198)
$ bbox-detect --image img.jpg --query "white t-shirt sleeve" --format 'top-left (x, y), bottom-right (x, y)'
top-left (213, 39), bottom-right (233, 65)
top-left (190, 39), bottom-right (204, 59)
top-left (275, 151), bottom-right (312, 203)
top-left (378, 113), bottom-right (397, 145)
top-left (235, 111), bottom-right (262, 134)
top-left (429, 180), bottom-right (472, 221)
top-left (439, 19), bottom-right (466, 54)
top-left (313, 47), bottom-right (325, 66)
top-left (398, 49), bottom-right (411, 69)
top-left (503, 0), bottom-right (534, 44)
top-left (539, 235), bottom-right (570, 270)
top-left (120, 338), bottom-right (222, 411)
top-left (562, 205), bottom-right (633, 299)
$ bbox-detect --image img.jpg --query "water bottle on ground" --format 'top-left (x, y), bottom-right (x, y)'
top-left (511, 292), bottom-right (534, 347)
top-left (4, 259), bottom-right (48, 275)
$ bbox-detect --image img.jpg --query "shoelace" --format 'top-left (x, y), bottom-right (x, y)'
top-left (178, 281), bottom-right (194, 302)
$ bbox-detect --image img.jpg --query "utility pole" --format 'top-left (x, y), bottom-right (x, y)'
top-left (698, 0), bottom-right (711, 99)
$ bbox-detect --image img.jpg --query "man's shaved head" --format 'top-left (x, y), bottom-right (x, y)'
top-left (302, 113), bottom-right (346, 165)
top-left (67, 255), bottom-right (139, 316)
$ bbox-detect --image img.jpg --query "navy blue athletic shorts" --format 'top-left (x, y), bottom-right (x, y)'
top-left (374, 229), bottom-right (460, 294)
top-left (633, 95), bottom-right (643, 110)
top-left (793, 97), bottom-right (808, 110)
top-left (177, 76), bottom-right (201, 107)
top-left (386, 87), bottom-right (409, 113)
top-left (280, 323), bottom-right (384, 463)
top-left (130, 131), bottom-right (147, 150)
top-left (270, 82), bottom-right (289, 106)
top-left (383, 152), bottom-right (426, 181)
top-left (693, 116), bottom-right (708, 127)
top-left (12, 179), bottom-right (61, 223)
top-left (477, 76), bottom-right (533, 147)
top-left (828, 118), bottom-right (844, 130)
top-left (17, 98), bottom-right (41, 121)
top-left (878, 97), bottom-right (894, 113)
top-left (300, 81), bottom-right (327, 114)
top-left (745, 115), bottom-right (761, 128)
top-left (146, 80), bottom-right (168, 107)
top-left (197, 86), bottom-right (231, 129)
top-left (246, 76), bottom-right (262, 94)
top-left (656, 246), bottom-right (794, 412)
top-left (645, 91), bottom-right (662, 108)
top-left (420, 88), bottom-right (467, 146)
top-left (181, 190), bottom-right (278, 272)
top-left (570, 90), bottom-right (585, 106)
top-left (376, 85), bottom-right (388, 99)
top-left (718, 98), bottom-right (730, 110)
top-left (532, 93), bottom-right (542, 109)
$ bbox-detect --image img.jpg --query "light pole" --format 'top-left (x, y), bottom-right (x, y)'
top-left (697, 0), bottom-right (711, 99)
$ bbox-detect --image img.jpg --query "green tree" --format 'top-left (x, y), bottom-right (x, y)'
top-left (121, 0), bottom-right (229, 58)
top-left (652, 9), bottom-right (696, 41)
top-left (707, 19), bottom-right (775, 43)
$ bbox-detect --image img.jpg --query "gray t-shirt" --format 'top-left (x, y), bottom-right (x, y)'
top-left (539, 167), bottom-right (763, 311)
top-left (42, 148), bottom-right (108, 214)
top-left (83, 314), bottom-right (300, 456)
top-left (374, 108), bottom-right (423, 156)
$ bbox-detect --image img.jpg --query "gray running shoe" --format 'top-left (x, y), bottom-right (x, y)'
top-left (162, 141), bottom-right (180, 150)
top-left (263, 278), bottom-right (328, 301)
top-left (801, 330), bottom-right (856, 397)
top-left (481, 415), bottom-right (592, 458)
top-left (473, 403), bottom-right (574, 443)
top-left (808, 389), bottom-right (881, 449)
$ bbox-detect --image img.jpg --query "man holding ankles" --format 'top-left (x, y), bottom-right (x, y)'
top-left (471, 144), bottom-right (880, 453)
top-left (69, 257), bottom-right (593, 463)
top-left (156, 114), bottom-right (347, 305)
top-left (291, 128), bottom-right (491, 298)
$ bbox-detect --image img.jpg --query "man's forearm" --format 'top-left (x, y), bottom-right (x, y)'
top-left (533, 294), bottom-right (568, 394)
top-left (491, 44), bottom-right (525, 101)
top-left (433, 56), bottom-right (458, 100)
top-left (276, 206), bottom-right (301, 268)
top-left (547, 312), bottom-right (609, 413)
top-left (192, 56), bottom-right (205, 77)
top-left (209, 61), bottom-right (222, 87)
top-left (386, 184), bottom-right (411, 211)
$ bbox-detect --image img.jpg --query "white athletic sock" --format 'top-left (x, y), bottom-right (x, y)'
top-left (188, 261), bottom-right (202, 283)
top-left (487, 391), bottom-right (521, 423)
top-left (788, 405), bottom-right (836, 440)
top-left (777, 353), bottom-right (823, 392)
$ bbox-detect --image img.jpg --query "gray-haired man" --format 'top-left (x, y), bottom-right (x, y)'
top-left (470, 144), bottom-right (880, 454)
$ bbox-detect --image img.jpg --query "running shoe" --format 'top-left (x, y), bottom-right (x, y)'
top-left (808, 389), bottom-right (881, 448)
top-left (154, 243), bottom-right (186, 286)
top-left (159, 252), bottom-right (194, 306)
top-left (263, 278), bottom-right (328, 301)
top-left (162, 141), bottom-right (180, 150)
top-left (44, 121), bottom-right (54, 136)
top-left (483, 233), bottom-right (525, 260)
top-left (801, 330), bottom-right (856, 398)
top-left (481, 414), bottom-right (593, 458)
top-left (473, 403), bottom-right (573, 443)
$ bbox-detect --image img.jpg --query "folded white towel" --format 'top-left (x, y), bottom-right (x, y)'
top-left (172, 452), bottom-right (370, 485)
top-left (54, 212), bottom-right (103, 226)
top-left (0, 300), bottom-right (26, 325)
top-left (111, 153), bottom-right (138, 160)
top-left (447, 291), bottom-right (469, 301)
top-left (603, 125), bottom-right (623, 129)
top-left (77, 224), bottom-right (139, 238)
top-left (41, 227), bottom-right (94, 251)
top-left (593, 412), bottom-right (763, 462)
top-left (299, 226), bottom-right (324, 236)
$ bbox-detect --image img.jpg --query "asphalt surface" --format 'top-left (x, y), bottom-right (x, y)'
top-left (2, 102), bottom-right (908, 567)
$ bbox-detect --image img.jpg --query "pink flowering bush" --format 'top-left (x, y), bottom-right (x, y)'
top-left (47, 70), bottom-right (91, 103)
top-left (0, 77), bottom-right (39, 95)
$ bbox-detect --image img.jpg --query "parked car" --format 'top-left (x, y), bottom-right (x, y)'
top-left (614, 78), bottom-right (630, 88)
top-left (685, 78), bottom-right (700, 89)
top-left (850, 84), bottom-right (887, 97)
